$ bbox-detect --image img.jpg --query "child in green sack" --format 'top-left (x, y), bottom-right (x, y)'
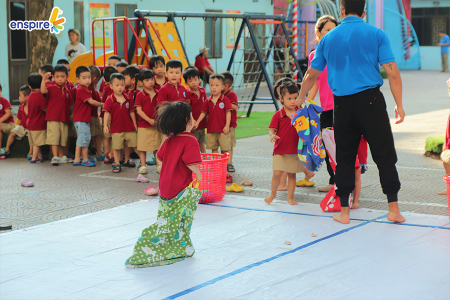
top-left (125, 101), bottom-right (203, 268)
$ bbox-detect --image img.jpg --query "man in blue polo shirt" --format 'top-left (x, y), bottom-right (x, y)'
top-left (297, 0), bottom-right (406, 224)
top-left (439, 30), bottom-right (449, 72)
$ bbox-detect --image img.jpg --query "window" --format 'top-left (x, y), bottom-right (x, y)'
top-left (205, 10), bottom-right (222, 58)
top-left (412, 7), bottom-right (450, 46)
top-left (116, 4), bottom-right (138, 59)
top-left (9, 1), bottom-right (27, 60)
top-left (74, 2), bottom-right (84, 44)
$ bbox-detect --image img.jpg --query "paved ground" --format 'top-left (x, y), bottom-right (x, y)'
top-left (1, 70), bottom-right (449, 231)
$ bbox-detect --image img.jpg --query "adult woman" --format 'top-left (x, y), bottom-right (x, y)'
top-left (195, 46), bottom-right (214, 87)
top-left (65, 29), bottom-right (87, 63)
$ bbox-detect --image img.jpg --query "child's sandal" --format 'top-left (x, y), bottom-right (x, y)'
top-left (112, 164), bottom-right (121, 173)
top-left (122, 160), bottom-right (136, 167)
top-left (227, 164), bottom-right (235, 172)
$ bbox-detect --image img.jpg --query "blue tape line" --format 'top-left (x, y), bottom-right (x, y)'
top-left (160, 215), bottom-right (386, 300)
top-left (203, 203), bottom-right (450, 230)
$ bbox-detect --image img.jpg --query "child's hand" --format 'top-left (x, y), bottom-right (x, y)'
top-left (99, 118), bottom-right (103, 126)
top-left (193, 122), bottom-right (199, 130)
top-left (223, 126), bottom-right (230, 134)
top-left (149, 119), bottom-right (155, 126)
top-left (44, 72), bottom-right (52, 80)
top-left (104, 127), bottom-right (109, 135)
top-left (270, 134), bottom-right (280, 143)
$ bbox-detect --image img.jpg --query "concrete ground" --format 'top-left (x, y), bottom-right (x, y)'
top-left (0, 70), bottom-right (449, 231)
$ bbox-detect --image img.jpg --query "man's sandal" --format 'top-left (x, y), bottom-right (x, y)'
top-left (227, 164), bottom-right (235, 172)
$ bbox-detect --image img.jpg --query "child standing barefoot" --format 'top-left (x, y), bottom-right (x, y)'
top-left (265, 83), bottom-right (314, 205)
top-left (125, 101), bottom-right (203, 268)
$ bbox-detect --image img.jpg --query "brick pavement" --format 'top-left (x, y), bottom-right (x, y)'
top-left (1, 70), bottom-right (449, 231)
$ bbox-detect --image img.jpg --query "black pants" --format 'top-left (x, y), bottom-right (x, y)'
top-left (334, 87), bottom-right (400, 207)
top-left (320, 110), bottom-right (335, 185)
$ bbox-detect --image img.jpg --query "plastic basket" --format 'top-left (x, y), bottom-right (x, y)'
top-left (444, 175), bottom-right (450, 219)
top-left (192, 153), bottom-right (229, 203)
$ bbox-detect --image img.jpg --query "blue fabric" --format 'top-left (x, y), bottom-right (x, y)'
top-left (311, 16), bottom-right (395, 97)
top-left (292, 100), bottom-right (326, 172)
top-left (441, 35), bottom-right (450, 54)
top-left (74, 122), bottom-right (91, 147)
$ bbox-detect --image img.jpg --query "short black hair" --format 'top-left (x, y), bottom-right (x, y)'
top-left (157, 101), bottom-right (192, 136)
top-left (183, 67), bottom-right (200, 82)
top-left (439, 30), bottom-right (446, 34)
top-left (108, 55), bottom-right (121, 61)
top-left (19, 85), bottom-right (31, 96)
top-left (280, 82), bottom-right (300, 101)
top-left (110, 73), bottom-right (125, 84)
top-left (166, 59), bottom-right (183, 71)
top-left (139, 69), bottom-right (155, 81)
top-left (122, 65), bottom-right (140, 79)
top-left (53, 64), bottom-right (68, 76)
top-left (209, 73), bottom-right (224, 84)
top-left (39, 64), bottom-right (53, 74)
top-left (76, 66), bottom-right (90, 78)
top-left (28, 73), bottom-right (43, 89)
top-left (116, 61), bottom-right (129, 68)
top-left (88, 65), bottom-right (102, 79)
top-left (56, 59), bottom-right (70, 65)
top-left (220, 71), bottom-right (234, 87)
top-left (104, 66), bottom-right (118, 83)
top-left (274, 77), bottom-right (295, 100)
top-left (0, 83), bottom-right (2, 91)
top-left (341, 0), bottom-right (366, 17)
top-left (149, 55), bottom-right (165, 69)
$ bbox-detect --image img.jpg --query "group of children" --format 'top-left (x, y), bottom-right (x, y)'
top-left (0, 54), bottom-right (240, 176)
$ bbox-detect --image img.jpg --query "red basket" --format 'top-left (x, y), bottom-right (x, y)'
top-left (192, 153), bottom-right (229, 203)
top-left (444, 175), bottom-right (450, 219)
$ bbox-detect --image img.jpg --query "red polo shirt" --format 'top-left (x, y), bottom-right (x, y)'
top-left (157, 82), bottom-right (189, 105)
top-left (103, 93), bottom-right (136, 133)
top-left (157, 132), bottom-right (202, 199)
top-left (74, 85), bottom-right (93, 123)
top-left (66, 80), bottom-right (74, 91)
top-left (44, 81), bottom-right (72, 124)
top-left (100, 79), bottom-right (106, 93)
top-left (17, 104), bottom-right (28, 129)
top-left (101, 83), bottom-right (113, 118)
top-left (224, 89), bottom-right (238, 128)
top-left (201, 94), bottom-right (232, 133)
top-left (188, 87), bottom-right (207, 129)
top-left (269, 107), bottom-right (299, 155)
top-left (154, 76), bottom-right (168, 91)
top-left (134, 89), bottom-right (158, 128)
top-left (27, 92), bottom-right (47, 131)
top-left (0, 97), bottom-right (14, 124)
top-left (194, 55), bottom-right (211, 73)
top-left (124, 87), bottom-right (138, 105)
top-left (89, 85), bottom-right (101, 117)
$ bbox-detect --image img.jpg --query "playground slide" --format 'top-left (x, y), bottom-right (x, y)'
top-left (68, 51), bottom-right (115, 83)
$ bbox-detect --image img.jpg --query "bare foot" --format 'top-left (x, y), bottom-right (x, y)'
top-left (351, 202), bottom-right (360, 209)
top-left (387, 211), bottom-right (406, 223)
top-left (287, 198), bottom-right (298, 205)
top-left (265, 195), bottom-right (275, 204)
top-left (333, 213), bottom-right (350, 224)
top-left (438, 190), bottom-right (447, 195)
top-left (277, 185), bottom-right (288, 191)
top-left (304, 170), bottom-right (315, 181)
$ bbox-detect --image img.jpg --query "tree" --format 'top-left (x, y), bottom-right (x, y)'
top-left (29, 0), bottom-right (58, 73)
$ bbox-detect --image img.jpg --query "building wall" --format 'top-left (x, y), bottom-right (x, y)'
top-left (411, 0), bottom-right (450, 8)
top-left (420, 46), bottom-right (445, 70)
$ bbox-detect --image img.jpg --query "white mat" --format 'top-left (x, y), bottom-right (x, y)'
top-left (1, 195), bottom-right (449, 300)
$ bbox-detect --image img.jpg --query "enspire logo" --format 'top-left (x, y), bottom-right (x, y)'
top-left (9, 7), bottom-right (66, 33)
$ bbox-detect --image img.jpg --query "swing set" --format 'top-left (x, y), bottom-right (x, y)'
top-left (88, 10), bottom-right (302, 117)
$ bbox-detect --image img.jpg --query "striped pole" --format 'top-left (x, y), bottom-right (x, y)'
top-left (292, 0), bottom-right (298, 80)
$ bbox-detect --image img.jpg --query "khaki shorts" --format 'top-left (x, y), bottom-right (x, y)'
top-left (90, 116), bottom-right (102, 137)
top-left (28, 130), bottom-right (47, 147)
top-left (1, 122), bottom-right (15, 134)
top-left (441, 149), bottom-right (450, 164)
top-left (112, 131), bottom-right (137, 150)
top-left (103, 118), bottom-right (111, 138)
top-left (272, 154), bottom-right (306, 173)
top-left (206, 131), bottom-right (231, 151)
top-left (161, 133), bottom-right (168, 144)
top-left (137, 127), bottom-right (160, 152)
top-left (11, 125), bottom-right (28, 140)
top-left (192, 128), bottom-right (206, 144)
top-left (230, 127), bottom-right (236, 148)
top-left (46, 121), bottom-right (68, 146)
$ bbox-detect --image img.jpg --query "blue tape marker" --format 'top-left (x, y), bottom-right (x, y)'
top-left (203, 203), bottom-right (450, 230)
top-left (78, 201), bottom-right (92, 205)
top-left (23, 191), bottom-right (38, 194)
top-left (157, 215), bottom-right (386, 300)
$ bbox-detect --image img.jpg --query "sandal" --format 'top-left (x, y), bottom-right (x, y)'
top-left (138, 166), bottom-right (148, 174)
top-left (0, 148), bottom-right (10, 156)
top-left (144, 186), bottom-right (159, 196)
top-left (104, 154), bottom-right (114, 164)
top-left (51, 157), bottom-right (60, 165)
top-left (96, 154), bottom-right (105, 161)
top-left (296, 179), bottom-right (315, 187)
top-left (240, 178), bottom-right (253, 186)
top-left (73, 161), bottom-right (82, 166)
top-left (21, 179), bottom-right (34, 187)
top-left (81, 160), bottom-right (96, 167)
top-left (226, 174), bottom-right (233, 183)
top-left (112, 164), bottom-right (121, 173)
top-left (27, 154), bottom-right (32, 160)
top-left (146, 158), bottom-right (157, 165)
top-left (227, 164), bottom-right (235, 172)
top-left (226, 183), bottom-right (244, 192)
top-left (122, 160), bottom-right (136, 167)
top-left (134, 174), bottom-right (149, 183)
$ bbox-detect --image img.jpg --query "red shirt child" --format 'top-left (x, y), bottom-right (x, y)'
top-left (27, 92), bottom-right (47, 131)
top-left (17, 103), bottom-right (29, 129)
top-left (268, 107), bottom-right (299, 155)
top-left (224, 89), bottom-right (238, 129)
top-left (101, 83), bottom-right (113, 118)
top-left (154, 76), bottom-right (168, 91)
top-left (74, 86), bottom-right (93, 123)
top-left (103, 94), bottom-right (136, 134)
top-left (201, 94), bottom-right (233, 133)
top-left (0, 97), bottom-right (15, 124)
top-left (89, 85), bottom-right (101, 118)
top-left (188, 86), bottom-right (207, 129)
top-left (157, 82), bottom-right (189, 106)
top-left (44, 81), bottom-right (73, 124)
top-left (134, 89), bottom-right (158, 128)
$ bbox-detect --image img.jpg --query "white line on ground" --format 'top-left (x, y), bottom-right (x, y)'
top-left (79, 170), bottom-right (159, 183)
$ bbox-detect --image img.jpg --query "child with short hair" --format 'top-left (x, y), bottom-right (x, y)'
top-left (73, 66), bottom-right (103, 167)
top-left (157, 59), bottom-right (188, 105)
top-left (38, 64), bottom-right (54, 78)
top-left (184, 67), bottom-right (207, 153)
top-left (0, 83), bottom-right (15, 156)
top-left (125, 101), bottom-right (202, 269)
top-left (101, 66), bottom-right (118, 164)
top-left (195, 74), bottom-right (233, 159)
top-left (0, 85), bottom-right (32, 158)
top-left (116, 61), bottom-right (129, 74)
top-left (149, 55), bottom-right (168, 90)
top-left (41, 64), bottom-right (73, 165)
top-left (56, 59), bottom-right (74, 90)
top-left (122, 65), bottom-right (140, 104)
top-left (265, 82), bottom-right (315, 206)
top-left (135, 69), bottom-right (160, 174)
top-left (27, 73), bottom-right (47, 163)
top-left (88, 65), bottom-right (104, 161)
top-left (221, 71), bottom-right (238, 172)
top-left (100, 55), bottom-right (121, 98)
top-left (103, 73), bottom-right (138, 173)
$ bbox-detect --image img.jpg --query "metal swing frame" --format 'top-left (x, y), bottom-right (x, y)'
top-left (134, 10), bottom-right (302, 117)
